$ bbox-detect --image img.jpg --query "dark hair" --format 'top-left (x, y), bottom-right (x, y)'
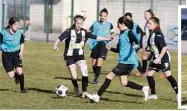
top-left (124, 12), bottom-right (132, 18)
top-left (118, 16), bottom-right (133, 30)
top-left (73, 14), bottom-right (86, 22)
top-left (150, 16), bottom-right (161, 31)
top-left (6, 17), bottom-right (19, 28)
top-left (100, 8), bottom-right (108, 15)
top-left (145, 9), bottom-right (155, 17)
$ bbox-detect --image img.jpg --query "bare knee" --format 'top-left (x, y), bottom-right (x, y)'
top-left (7, 72), bottom-right (15, 79)
top-left (121, 80), bottom-right (128, 86)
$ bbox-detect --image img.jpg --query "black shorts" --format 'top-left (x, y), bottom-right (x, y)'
top-left (2, 51), bottom-right (22, 72)
top-left (90, 42), bottom-right (108, 60)
top-left (65, 55), bottom-right (85, 67)
top-left (112, 63), bottom-right (134, 76)
top-left (148, 60), bottom-right (171, 72)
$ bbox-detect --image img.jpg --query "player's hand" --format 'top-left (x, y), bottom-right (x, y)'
top-left (109, 36), bottom-right (114, 41)
top-left (19, 52), bottom-right (23, 60)
top-left (133, 44), bottom-right (139, 49)
top-left (106, 44), bottom-right (111, 50)
top-left (53, 45), bottom-right (59, 51)
top-left (153, 58), bottom-right (161, 64)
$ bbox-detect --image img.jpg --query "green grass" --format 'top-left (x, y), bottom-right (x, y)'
top-left (182, 55), bottom-right (187, 105)
top-left (0, 41), bottom-right (178, 109)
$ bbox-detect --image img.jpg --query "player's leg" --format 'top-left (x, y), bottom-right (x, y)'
top-left (146, 70), bottom-right (157, 99)
top-left (162, 62), bottom-right (178, 102)
top-left (142, 49), bottom-right (151, 75)
top-left (87, 71), bottom-right (116, 102)
top-left (76, 60), bottom-right (89, 98)
top-left (67, 59), bottom-right (80, 96)
top-left (14, 52), bottom-right (27, 93)
top-left (92, 43), bottom-right (108, 84)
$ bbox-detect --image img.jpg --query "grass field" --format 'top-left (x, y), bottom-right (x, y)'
top-left (0, 41), bottom-right (178, 109)
top-left (182, 55), bottom-right (187, 105)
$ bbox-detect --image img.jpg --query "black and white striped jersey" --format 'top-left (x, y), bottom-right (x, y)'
top-left (147, 30), bottom-right (170, 62)
top-left (58, 27), bottom-right (97, 59)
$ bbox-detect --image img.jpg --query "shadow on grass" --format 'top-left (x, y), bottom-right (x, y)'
top-left (51, 92), bottom-right (80, 99)
top-left (53, 77), bottom-right (81, 81)
top-left (104, 90), bottom-right (143, 98)
top-left (0, 89), bottom-right (9, 91)
top-left (88, 71), bottom-right (109, 74)
top-left (27, 88), bottom-right (54, 94)
top-left (182, 100), bottom-right (187, 105)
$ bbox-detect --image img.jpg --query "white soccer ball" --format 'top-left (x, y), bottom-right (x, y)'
top-left (55, 85), bottom-right (68, 97)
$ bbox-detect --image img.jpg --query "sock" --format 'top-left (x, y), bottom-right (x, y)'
top-left (95, 66), bottom-right (101, 79)
top-left (97, 78), bottom-right (111, 97)
top-left (19, 74), bottom-right (25, 90)
top-left (71, 79), bottom-right (78, 88)
top-left (146, 76), bottom-right (156, 94)
top-left (93, 65), bottom-right (96, 73)
top-left (142, 60), bottom-right (147, 74)
top-left (126, 81), bottom-right (143, 90)
top-left (137, 61), bottom-right (142, 74)
top-left (167, 75), bottom-right (178, 94)
top-left (82, 76), bottom-right (88, 92)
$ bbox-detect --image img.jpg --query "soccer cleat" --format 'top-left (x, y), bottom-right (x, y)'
top-left (148, 94), bottom-right (158, 100)
top-left (74, 87), bottom-right (80, 97)
top-left (81, 91), bottom-right (88, 99)
top-left (86, 93), bottom-right (100, 103)
top-left (21, 89), bottom-right (27, 93)
top-left (14, 72), bottom-right (20, 84)
top-left (142, 86), bottom-right (149, 101)
top-left (176, 94), bottom-right (178, 103)
top-left (91, 78), bottom-right (99, 84)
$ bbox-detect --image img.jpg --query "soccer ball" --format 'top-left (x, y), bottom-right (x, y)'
top-left (55, 85), bottom-right (68, 97)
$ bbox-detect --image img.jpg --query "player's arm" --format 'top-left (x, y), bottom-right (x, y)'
top-left (86, 31), bottom-right (113, 41)
top-left (128, 31), bottom-right (139, 48)
top-left (19, 34), bottom-right (25, 60)
top-left (110, 43), bottom-right (119, 53)
top-left (137, 25), bottom-right (145, 38)
top-left (53, 29), bottom-right (70, 50)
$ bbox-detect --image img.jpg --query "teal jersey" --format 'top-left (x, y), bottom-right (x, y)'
top-left (89, 21), bottom-right (113, 50)
top-left (1, 29), bottom-right (22, 52)
top-left (118, 29), bottom-right (138, 68)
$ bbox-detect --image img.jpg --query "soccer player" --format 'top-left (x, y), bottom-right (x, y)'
top-left (86, 17), bottom-right (149, 103)
top-left (141, 9), bottom-right (155, 76)
top-left (89, 8), bottom-right (114, 84)
top-left (124, 12), bottom-right (145, 76)
top-left (145, 17), bottom-right (178, 102)
top-left (53, 15), bottom-right (113, 98)
top-left (0, 17), bottom-right (27, 93)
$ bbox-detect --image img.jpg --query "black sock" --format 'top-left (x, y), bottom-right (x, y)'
top-left (137, 61), bottom-right (142, 74)
top-left (167, 75), bottom-right (178, 94)
top-left (93, 65), bottom-right (96, 73)
top-left (146, 76), bottom-right (156, 94)
top-left (142, 60), bottom-right (147, 74)
top-left (126, 81), bottom-right (143, 90)
top-left (71, 79), bottom-right (78, 88)
top-left (82, 76), bottom-right (88, 92)
top-left (19, 74), bottom-right (25, 90)
top-left (97, 78), bottom-right (111, 97)
top-left (95, 66), bottom-right (101, 79)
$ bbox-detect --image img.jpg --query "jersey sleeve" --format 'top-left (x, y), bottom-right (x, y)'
top-left (128, 31), bottom-right (138, 45)
top-left (110, 23), bottom-right (114, 34)
top-left (20, 34), bottom-right (25, 44)
top-left (58, 29), bottom-right (70, 41)
top-left (85, 30), bottom-right (97, 39)
top-left (110, 43), bottom-right (119, 53)
top-left (155, 33), bottom-right (167, 48)
top-left (89, 25), bottom-right (94, 33)
top-left (137, 25), bottom-right (145, 37)
top-left (0, 33), bottom-right (3, 44)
